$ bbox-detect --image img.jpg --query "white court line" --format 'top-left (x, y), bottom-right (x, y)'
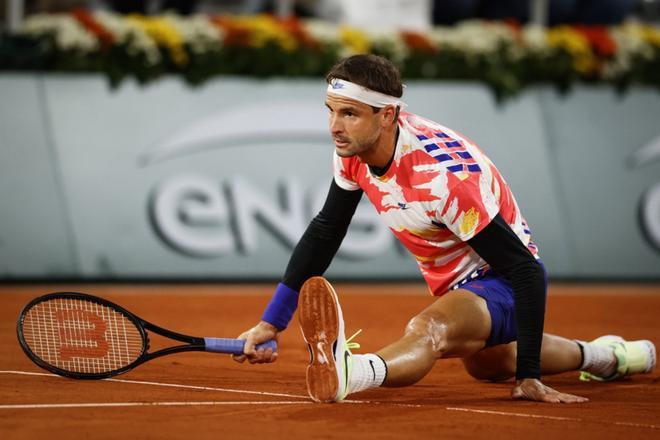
top-left (447, 407), bottom-right (578, 421)
top-left (106, 377), bottom-right (306, 399)
top-left (0, 401), bottom-right (311, 410)
top-left (0, 370), bottom-right (421, 407)
top-left (0, 370), bottom-right (307, 399)
top-left (447, 407), bottom-right (660, 430)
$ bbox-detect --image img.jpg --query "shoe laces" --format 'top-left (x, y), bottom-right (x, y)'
top-left (346, 329), bottom-right (362, 351)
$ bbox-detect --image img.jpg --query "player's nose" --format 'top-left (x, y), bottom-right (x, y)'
top-left (329, 114), bottom-right (343, 134)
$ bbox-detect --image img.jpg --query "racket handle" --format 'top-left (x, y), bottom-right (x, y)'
top-left (204, 337), bottom-right (277, 355)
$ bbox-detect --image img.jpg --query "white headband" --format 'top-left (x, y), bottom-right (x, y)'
top-left (327, 78), bottom-right (407, 109)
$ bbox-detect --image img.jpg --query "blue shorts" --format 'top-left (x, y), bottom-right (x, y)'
top-left (457, 261), bottom-right (547, 347)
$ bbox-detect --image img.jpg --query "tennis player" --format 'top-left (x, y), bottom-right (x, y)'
top-left (233, 54), bottom-right (656, 403)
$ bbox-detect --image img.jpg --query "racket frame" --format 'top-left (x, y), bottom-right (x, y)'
top-left (16, 292), bottom-right (207, 379)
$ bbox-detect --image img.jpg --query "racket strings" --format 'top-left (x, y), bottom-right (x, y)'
top-left (22, 298), bottom-right (144, 374)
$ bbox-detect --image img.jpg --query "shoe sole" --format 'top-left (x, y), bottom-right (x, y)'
top-left (637, 340), bottom-right (656, 374)
top-left (299, 277), bottom-right (340, 403)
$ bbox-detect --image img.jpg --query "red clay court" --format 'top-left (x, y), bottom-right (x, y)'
top-left (1, 282), bottom-right (659, 439)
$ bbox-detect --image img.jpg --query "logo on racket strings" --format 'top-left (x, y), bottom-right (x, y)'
top-left (56, 310), bottom-right (109, 360)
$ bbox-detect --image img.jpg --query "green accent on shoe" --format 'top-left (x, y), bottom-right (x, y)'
top-left (338, 329), bottom-right (362, 400)
top-left (579, 335), bottom-right (656, 382)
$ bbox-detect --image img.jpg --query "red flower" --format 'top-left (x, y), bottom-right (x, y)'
top-left (503, 18), bottom-right (522, 33)
top-left (503, 19), bottom-right (523, 44)
top-left (278, 15), bottom-right (318, 50)
top-left (574, 25), bottom-right (617, 57)
top-left (401, 31), bottom-right (436, 53)
top-left (71, 8), bottom-right (114, 50)
top-left (209, 16), bottom-right (252, 47)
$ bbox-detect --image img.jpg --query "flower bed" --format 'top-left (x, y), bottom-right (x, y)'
top-left (1, 10), bottom-right (659, 100)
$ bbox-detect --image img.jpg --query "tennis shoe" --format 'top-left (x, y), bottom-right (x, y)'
top-left (298, 276), bottom-right (360, 403)
top-left (579, 335), bottom-right (656, 382)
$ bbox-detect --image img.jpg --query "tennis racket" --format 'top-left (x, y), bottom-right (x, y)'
top-left (16, 292), bottom-right (277, 379)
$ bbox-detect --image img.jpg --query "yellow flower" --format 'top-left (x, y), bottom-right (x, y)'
top-left (128, 14), bottom-right (188, 67)
top-left (548, 26), bottom-right (597, 74)
top-left (639, 25), bottom-right (660, 48)
top-left (233, 15), bottom-right (297, 51)
top-left (340, 26), bottom-right (370, 54)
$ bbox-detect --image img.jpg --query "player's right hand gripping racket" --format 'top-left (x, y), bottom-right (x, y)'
top-left (16, 292), bottom-right (276, 379)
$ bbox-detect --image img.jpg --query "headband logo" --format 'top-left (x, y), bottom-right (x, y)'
top-left (330, 80), bottom-right (345, 90)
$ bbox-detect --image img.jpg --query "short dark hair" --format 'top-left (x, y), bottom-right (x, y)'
top-left (326, 54), bottom-right (403, 98)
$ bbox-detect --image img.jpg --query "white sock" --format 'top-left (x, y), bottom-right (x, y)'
top-left (349, 354), bottom-right (387, 394)
top-left (576, 340), bottom-right (617, 378)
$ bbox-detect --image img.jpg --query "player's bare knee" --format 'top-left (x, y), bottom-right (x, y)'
top-left (404, 313), bottom-right (449, 357)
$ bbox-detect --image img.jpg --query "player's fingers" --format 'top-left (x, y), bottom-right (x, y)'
top-left (243, 335), bottom-right (258, 356)
top-left (247, 349), bottom-right (270, 364)
top-left (232, 354), bottom-right (247, 363)
top-left (266, 349), bottom-right (278, 363)
top-left (244, 350), bottom-right (277, 365)
top-left (253, 347), bottom-right (272, 363)
top-left (241, 348), bottom-right (266, 365)
top-left (541, 383), bottom-right (588, 404)
top-left (556, 392), bottom-right (589, 404)
top-left (259, 348), bottom-right (278, 363)
top-left (513, 389), bottom-right (557, 403)
top-left (539, 393), bottom-right (561, 404)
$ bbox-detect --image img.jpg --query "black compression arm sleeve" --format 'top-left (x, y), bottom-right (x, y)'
top-left (467, 214), bottom-right (546, 380)
top-left (281, 180), bottom-right (363, 291)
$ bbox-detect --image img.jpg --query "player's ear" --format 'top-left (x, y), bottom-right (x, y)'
top-left (381, 105), bottom-right (396, 126)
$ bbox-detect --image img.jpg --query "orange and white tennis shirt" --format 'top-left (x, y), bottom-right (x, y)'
top-left (333, 111), bottom-right (539, 295)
